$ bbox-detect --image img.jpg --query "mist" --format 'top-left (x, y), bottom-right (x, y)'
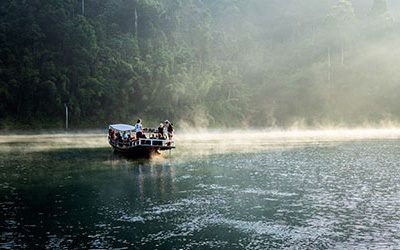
top-left (2, 128), bottom-right (400, 159)
top-left (1, 0), bottom-right (400, 129)
top-left (205, 0), bottom-right (400, 128)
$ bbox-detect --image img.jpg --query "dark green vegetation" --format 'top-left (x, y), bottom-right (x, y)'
top-left (1, 0), bottom-right (400, 128)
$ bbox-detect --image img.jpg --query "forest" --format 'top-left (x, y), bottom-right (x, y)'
top-left (0, 0), bottom-right (400, 129)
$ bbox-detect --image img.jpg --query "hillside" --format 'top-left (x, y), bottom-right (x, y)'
top-left (0, 0), bottom-right (399, 128)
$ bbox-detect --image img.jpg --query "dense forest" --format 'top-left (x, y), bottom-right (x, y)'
top-left (1, 0), bottom-right (400, 129)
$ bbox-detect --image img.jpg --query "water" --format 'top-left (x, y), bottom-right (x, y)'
top-left (1, 130), bottom-right (400, 249)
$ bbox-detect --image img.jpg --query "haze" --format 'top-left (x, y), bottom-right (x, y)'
top-left (0, 0), bottom-right (399, 129)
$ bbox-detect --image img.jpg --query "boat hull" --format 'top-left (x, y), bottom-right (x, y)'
top-left (111, 145), bottom-right (160, 158)
top-left (109, 140), bottom-right (174, 158)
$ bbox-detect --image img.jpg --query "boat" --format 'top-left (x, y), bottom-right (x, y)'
top-left (108, 124), bottom-right (175, 157)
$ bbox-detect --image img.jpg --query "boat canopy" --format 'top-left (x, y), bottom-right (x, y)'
top-left (109, 124), bottom-right (136, 131)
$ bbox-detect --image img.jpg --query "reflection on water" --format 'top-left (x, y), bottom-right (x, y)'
top-left (1, 130), bottom-right (400, 249)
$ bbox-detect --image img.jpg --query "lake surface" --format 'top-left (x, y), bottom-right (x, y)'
top-left (1, 130), bottom-right (400, 249)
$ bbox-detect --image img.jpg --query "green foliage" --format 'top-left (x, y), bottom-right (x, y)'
top-left (0, 0), bottom-right (399, 128)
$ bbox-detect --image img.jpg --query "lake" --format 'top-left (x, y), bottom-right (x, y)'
top-left (1, 130), bottom-right (400, 249)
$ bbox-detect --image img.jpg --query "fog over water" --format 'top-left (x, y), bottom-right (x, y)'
top-left (1, 128), bottom-right (400, 154)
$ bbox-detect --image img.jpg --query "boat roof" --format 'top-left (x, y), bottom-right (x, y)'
top-left (109, 124), bottom-right (135, 131)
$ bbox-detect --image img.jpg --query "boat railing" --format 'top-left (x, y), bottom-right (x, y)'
top-left (136, 138), bottom-right (175, 147)
top-left (109, 137), bottom-right (175, 148)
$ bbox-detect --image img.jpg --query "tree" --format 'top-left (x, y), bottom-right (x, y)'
top-left (369, 0), bottom-right (393, 26)
top-left (370, 0), bottom-right (389, 17)
top-left (326, 0), bottom-right (356, 65)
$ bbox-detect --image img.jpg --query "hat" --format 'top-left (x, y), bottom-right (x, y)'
top-left (165, 120), bottom-right (169, 124)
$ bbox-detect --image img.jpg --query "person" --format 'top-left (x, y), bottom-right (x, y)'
top-left (165, 120), bottom-right (174, 140)
top-left (108, 128), bottom-right (114, 140)
top-left (135, 119), bottom-right (143, 139)
top-left (116, 131), bottom-right (122, 146)
top-left (122, 131), bottom-right (129, 141)
top-left (158, 123), bottom-right (165, 139)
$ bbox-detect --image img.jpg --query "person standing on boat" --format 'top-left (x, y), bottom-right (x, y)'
top-left (158, 123), bottom-right (165, 139)
top-left (135, 119), bottom-right (143, 139)
top-left (165, 120), bottom-right (174, 139)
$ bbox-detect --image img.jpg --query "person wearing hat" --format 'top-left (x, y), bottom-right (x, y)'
top-left (158, 123), bottom-right (165, 139)
top-left (165, 120), bottom-right (174, 140)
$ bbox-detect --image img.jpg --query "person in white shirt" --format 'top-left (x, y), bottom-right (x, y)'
top-left (135, 119), bottom-right (143, 139)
